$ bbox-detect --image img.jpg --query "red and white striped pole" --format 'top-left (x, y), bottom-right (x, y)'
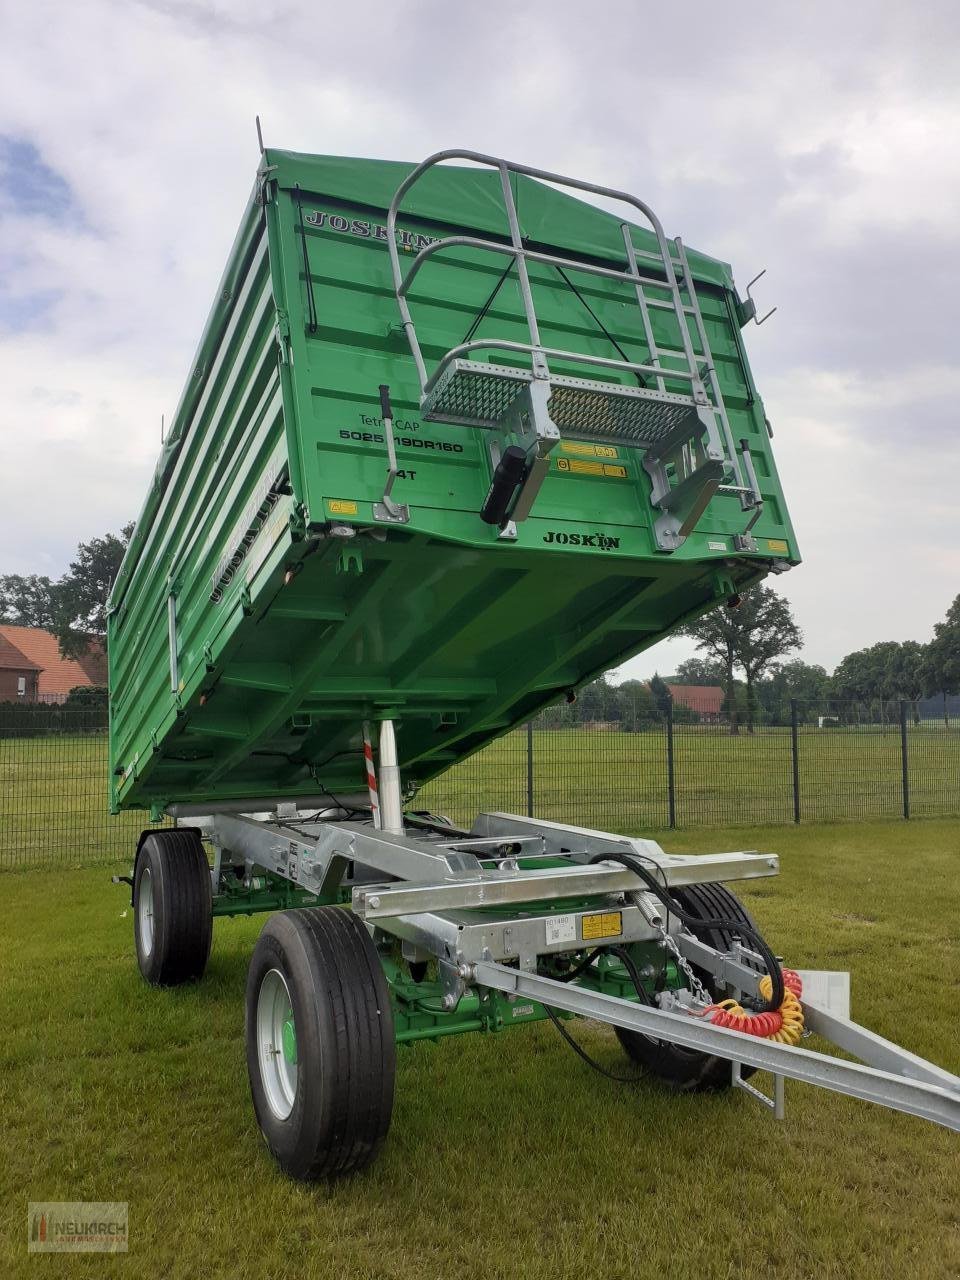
top-left (377, 718), bottom-right (403, 834)
top-left (362, 722), bottom-right (381, 829)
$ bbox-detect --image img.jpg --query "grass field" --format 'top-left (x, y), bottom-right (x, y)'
top-left (1, 819), bottom-right (958, 1278)
top-left (3, 723), bottom-right (960, 870)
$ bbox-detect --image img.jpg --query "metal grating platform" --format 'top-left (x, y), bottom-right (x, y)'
top-left (423, 361), bottom-right (529, 429)
top-left (423, 359), bottom-right (703, 448)
top-left (547, 381), bottom-right (700, 447)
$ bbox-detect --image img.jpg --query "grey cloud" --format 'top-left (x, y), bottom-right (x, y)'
top-left (1, 0), bottom-right (959, 675)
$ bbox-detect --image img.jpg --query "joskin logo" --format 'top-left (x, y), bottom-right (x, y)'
top-left (542, 530), bottom-right (621, 550)
top-left (303, 209), bottom-right (440, 250)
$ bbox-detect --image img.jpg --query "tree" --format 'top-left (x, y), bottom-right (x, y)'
top-left (648, 672), bottom-right (672, 717)
top-left (756, 660), bottom-right (830, 724)
top-left (671, 656), bottom-right (726, 686)
top-left (1, 525), bottom-right (133, 659)
top-left (831, 644), bottom-right (890, 703)
top-left (737, 590), bottom-right (803, 730)
top-left (832, 640), bottom-right (927, 721)
top-left (720, 679), bottom-right (747, 723)
top-left (0, 574), bottom-right (58, 628)
top-left (574, 676), bottom-right (618, 725)
top-left (53, 523), bottom-right (134, 659)
top-left (615, 680), bottom-right (657, 730)
top-left (678, 601), bottom-right (743, 735)
top-left (923, 595), bottom-right (960, 694)
top-left (679, 586), bottom-right (802, 734)
top-left (64, 684), bottom-right (108, 710)
top-left (922, 595), bottom-right (960, 725)
top-left (885, 640), bottom-right (926, 722)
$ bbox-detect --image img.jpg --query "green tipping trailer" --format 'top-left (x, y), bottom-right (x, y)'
top-left (108, 148), bottom-right (797, 815)
top-left (110, 150), bottom-right (960, 1181)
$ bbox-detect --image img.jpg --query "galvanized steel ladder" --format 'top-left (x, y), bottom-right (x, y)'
top-left (387, 150), bottom-right (762, 549)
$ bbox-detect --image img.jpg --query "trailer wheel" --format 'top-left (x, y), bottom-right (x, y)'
top-left (133, 829), bottom-right (212, 986)
top-left (616, 882), bottom-right (760, 1092)
top-left (245, 907), bottom-right (395, 1180)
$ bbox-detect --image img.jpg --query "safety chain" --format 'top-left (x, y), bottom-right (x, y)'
top-left (657, 926), bottom-right (712, 1007)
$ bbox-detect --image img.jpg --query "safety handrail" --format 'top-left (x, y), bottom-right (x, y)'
top-left (397, 235), bottom-right (679, 301)
top-left (386, 149), bottom-right (759, 523)
top-left (421, 338), bottom-right (697, 398)
top-left (386, 149), bottom-right (702, 397)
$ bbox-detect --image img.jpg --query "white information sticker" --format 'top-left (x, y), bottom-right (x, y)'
top-left (545, 914), bottom-right (577, 946)
top-left (708, 540), bottom-right (728, 551)
top-left (795, 969), bottom-right (851, 1019)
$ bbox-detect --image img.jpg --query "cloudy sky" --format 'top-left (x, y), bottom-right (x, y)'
top-left (2, 1), bottom-right (958, 680)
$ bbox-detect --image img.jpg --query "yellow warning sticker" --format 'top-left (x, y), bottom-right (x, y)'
top-left (559, 441), bottom-right (619, 459)
top-left (766, 538), bottom-right (789, 553)
top-left (556, 458), bottom-right (627, 479)
top-left (581, 911), bottom-right (623, 940)
top-left (327, 499), bottom-right (358, 516)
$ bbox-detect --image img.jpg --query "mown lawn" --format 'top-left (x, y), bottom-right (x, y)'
top-left (0, 819), bottom-right (958, 1279)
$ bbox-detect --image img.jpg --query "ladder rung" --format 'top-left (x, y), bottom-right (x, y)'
top-left (653, 348), bottom-right (698, 361)
top-left (627, 244), bottom-right (684, 268)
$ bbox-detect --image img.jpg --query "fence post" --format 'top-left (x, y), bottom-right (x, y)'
top-left (790, 699), bottom-right (801, 824)
top-left (526, 720), bottom-right (534, 817)
top-left (666, 702), bottom-right (676, 829)
top-left (899, 700), bottom-right (910, 820)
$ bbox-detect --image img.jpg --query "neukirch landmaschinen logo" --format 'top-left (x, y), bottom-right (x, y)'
top-left (28, 1202), bottom-right (128, 1253)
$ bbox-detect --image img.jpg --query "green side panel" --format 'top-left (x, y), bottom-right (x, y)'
top-left (108, 151), bottom-right (798, 812)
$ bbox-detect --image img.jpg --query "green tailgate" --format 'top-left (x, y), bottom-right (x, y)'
top-left (108, 150), bottom-right (797, 813)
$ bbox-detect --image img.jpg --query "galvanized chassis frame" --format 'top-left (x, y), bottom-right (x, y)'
top-left (189, 804), bottom-right (960, 1134)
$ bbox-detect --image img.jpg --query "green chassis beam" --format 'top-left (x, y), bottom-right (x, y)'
top-left (212, 871), bottom-right (342, 917)
top-left (385, 948), bottom-right (682, 1046)
top-left (210, 871), bottom-right (683, 1047)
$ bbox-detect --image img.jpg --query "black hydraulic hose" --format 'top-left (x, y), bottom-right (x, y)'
top-left (537, 945), bottom-right (654, 1081)
top-left (588, 851), bottom-right (785, 1012)
top-left (609, 945), bottom-right (657, 1008)
top-left (545, 944), bottom-right (653, 1002)
top-left (548, 947), bottom-right (604, 983)
top-left (402, 812), bottom-right (472, 839)
top-left (541, 1004), bottom-right (642, 1082)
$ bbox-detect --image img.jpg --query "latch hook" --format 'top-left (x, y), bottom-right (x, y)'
top-left (744, 270), bottom-right (777, 326)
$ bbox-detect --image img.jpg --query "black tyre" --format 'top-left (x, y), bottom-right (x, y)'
top-left (245, 907), bottom-right (395, 1180)
top-left (133, 829), bottom-right (213, 986)
top-left (616, 882), bottom-right (760, 1092)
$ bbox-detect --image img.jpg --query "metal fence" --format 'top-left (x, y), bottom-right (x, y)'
top-left (417, 697), bottom-right (960, 832)
top-left (2, 698), bottom-right (959, 870)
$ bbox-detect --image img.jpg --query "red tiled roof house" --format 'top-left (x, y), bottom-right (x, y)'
top-left (0, 631), bottom-right (41, 702)
top-left (0, 626), bottom-right (108, 704)
top-left (666, 684), bottom-right (725, 722)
